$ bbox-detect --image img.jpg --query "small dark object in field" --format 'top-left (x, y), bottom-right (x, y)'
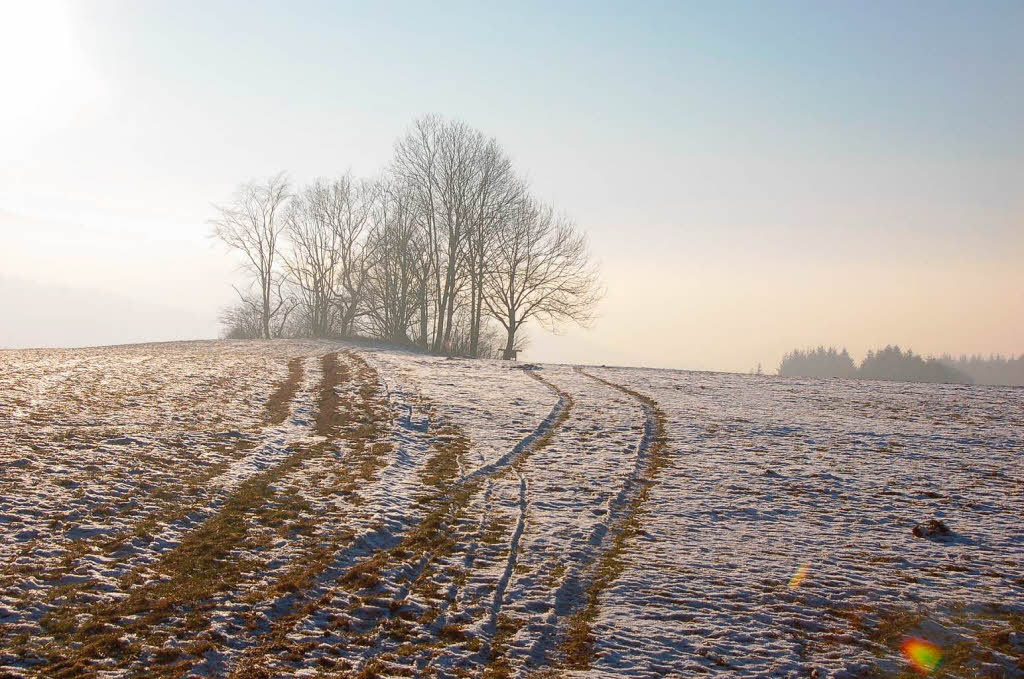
top-left (912, 519), bottom-right (952, 540)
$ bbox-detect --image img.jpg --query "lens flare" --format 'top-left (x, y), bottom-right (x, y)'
top-left (902, 638), bottom-right (942, 673)
top-left (788, 562), bottom-right (810, 589)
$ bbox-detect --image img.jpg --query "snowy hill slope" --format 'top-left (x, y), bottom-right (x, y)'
top-left (0, 341), bottom-right (1021, 677)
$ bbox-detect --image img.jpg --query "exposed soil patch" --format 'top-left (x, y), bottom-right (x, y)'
top-left (265, 356), bottom-right (305, 426)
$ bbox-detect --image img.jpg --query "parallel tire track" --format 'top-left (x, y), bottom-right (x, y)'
top-left (0, 355), bottom-right (308, 588)
top-left (1, 353), bottom-right (321, 671)
top-left (305, 368), bottom-right (571, 678)
top-left (33, 352), bottom-right (346, 677)
top-left (175, 349), bottom-right (401, 676)
top-left (554, 368), bottom-right (669, 671)
top-left (476, 370), bottom-right (572, 678)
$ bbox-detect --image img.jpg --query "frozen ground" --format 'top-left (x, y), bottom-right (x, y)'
top-left (0, 341), bottom-right (1021, 678)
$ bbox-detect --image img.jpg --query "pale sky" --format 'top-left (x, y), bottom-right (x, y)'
top-left (1, 0), bottom-right (1022, 372)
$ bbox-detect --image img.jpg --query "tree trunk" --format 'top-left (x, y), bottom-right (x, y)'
top-left (502, 325), bottom-right (516, 360)
top-left (262, 293), bottom-right (271, 340)
top-left (444, 296), bottom-right (456, 353)
top-left (469, 277), bottom-right (479, 357)
top-left (418, 288), bottom-right (428, 349)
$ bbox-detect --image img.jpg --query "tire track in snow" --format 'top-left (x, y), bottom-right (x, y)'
top-left (222, 360), bottom-right (470, 676)
top-left (455, 374), bottom-right (570, 488)
top-left (480, 471), bottom-right (528, 663)
top-left (542, 367), bottom-right (670, 672)
top-left (473, 369), bottom-right (572, 677)
top-left (91, 354), bottom-right (325, 571)
top-left (0, 354), bottom-right (310, 583)
top-left (411, 471), bottom-right (495, 656)
top-left (345, 368), bottom-right (567, 677)
top-left (278, 368), bottom-right (570, 678)
top-left (33, 351), bottom-right (344, 676)
top-left (0, 352), bottom-right (327, 664)
top-left (348, 370), bottom-right (571, 677)
top-left (166, 349), bottom-right (405, 676)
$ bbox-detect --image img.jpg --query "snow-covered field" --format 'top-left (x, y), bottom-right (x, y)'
top-left (0, 341), bottom-right (1021, 678)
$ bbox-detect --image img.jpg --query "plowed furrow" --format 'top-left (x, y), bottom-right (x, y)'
top-left (28, 351), bottom-right (352, 677)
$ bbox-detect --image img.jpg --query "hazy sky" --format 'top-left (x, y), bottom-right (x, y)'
top-left (2, 0), bottom-right (1022, 372)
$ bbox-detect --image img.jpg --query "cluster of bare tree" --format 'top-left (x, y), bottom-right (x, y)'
top-left (212, 116), bottom-right (601, 359)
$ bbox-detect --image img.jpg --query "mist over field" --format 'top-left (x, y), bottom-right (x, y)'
top-left (1, 2), bottom-right (1022, 678)
top-left (2, 1), bottom-right (1022, 372)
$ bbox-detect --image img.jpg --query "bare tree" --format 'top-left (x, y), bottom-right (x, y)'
top-left (281, 174), bottom-right (374, 338)
top-left (211, 173), bottom-right (291, 339)
top-left (462, 138), bottom-right (524, 356)
top-left (270, 278), bottom-right (300, 338)
top-left (334, 178), bottom-right (376, 335)
top-left (283, 178), bottom-right (345, 337)
top-left (484, 198), bottom-right (602, 359)
top-left (219, 296), bottom-right (262, 339)
top-left (393, 115), bottom-right (486, 353)
top-left (364, 178), bottom-right (425, 343)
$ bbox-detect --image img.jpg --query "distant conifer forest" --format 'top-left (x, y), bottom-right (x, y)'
top-left (777, 345), bottom-right (1024, 386)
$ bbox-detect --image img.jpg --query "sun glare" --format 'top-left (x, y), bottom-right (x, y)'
top-left (0, 0), bottom-right (98, 137)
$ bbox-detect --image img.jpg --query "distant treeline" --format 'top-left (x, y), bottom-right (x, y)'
top-left (937, 353), bottom-right (1024, 386)
top-left (778, 345), bottom-right (1024, 386)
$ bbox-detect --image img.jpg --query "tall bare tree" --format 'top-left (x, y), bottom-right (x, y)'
top-left (484, 199), bottom-right (602, 359)
top-left (334, 178), bottom-right (376, 335)
top-left (393, 115), bottom-right (486, 353)
top-left (211, 173), bottom-right (291, 339)
top-left (363, 178), bottom-right (424, 342)
top-left (280, 174), bottom-right (374, 338)
top-left (282, 180), bottom-right (343, 337)
top-left (462, 138), bottom-right (524, 356)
